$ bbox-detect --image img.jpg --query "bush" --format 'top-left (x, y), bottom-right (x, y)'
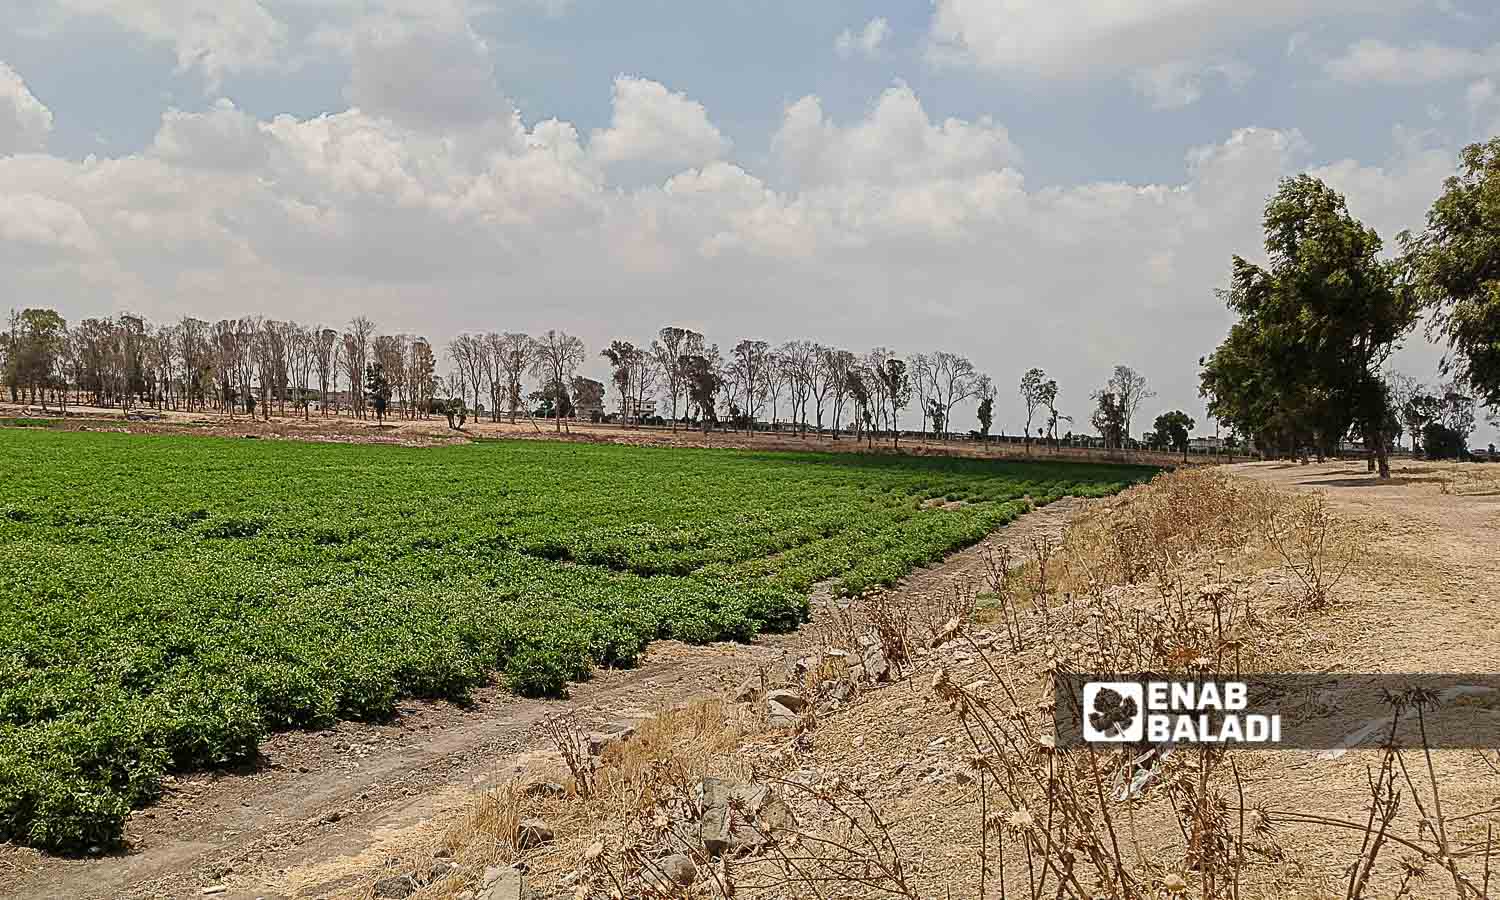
top-left (1421, 423), bottom-right (1468, 460)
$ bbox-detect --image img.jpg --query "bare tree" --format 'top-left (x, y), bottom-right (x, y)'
top-left (651, 326), bottom-right (702, 431)
top-left (344, 316), bottom-right (375, 418)
top-left (498, 332), bottom-right (536, 425)
top-left (820, 347), bottom-right (855, 438)
top-left (908, 353), bottom-right (936, 438)
top-left (730, 339), bottom-right (771, 429)
top-left (532, 329), bottom-right (587, 432)
top-left (1107, 364), bottom-right (1155, 448)
top-left (288, 323), bottom-right (315, 419)
top-left (314, 327), bottom-right (337, 415)
top-left (778, 339), bottom-right (817, 435)
top-left (930, 351), bottom-right (981, 441)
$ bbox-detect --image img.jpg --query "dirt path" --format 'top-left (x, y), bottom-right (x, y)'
top-left (1227, 460), bottom-right (1500, 672)
top-left (0, 498), bottom-right (1090, 900)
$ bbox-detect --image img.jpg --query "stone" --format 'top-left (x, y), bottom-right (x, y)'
top-left (480, 865), bottom-right (526, 900)
top-left (729, 677), bottom-right (760, 702)
top-left (516, 817), bottom-right (554, 849)
top-left (765, 689), bottom-right (808, 712)
top-left (862, 650), bottom-right (893, 684)
top-left (372, 875), bottom-right (417, 899)
top-left (641, 853), bottom-right (697, 892)
top-left (766, 699), bottom-right (800, 728)
top-left (522, 780), bottom-right (567, 799)
top-left (587, 723), bottom-right (637, 755)
top-left (696, 777), bottom-right (794, 856)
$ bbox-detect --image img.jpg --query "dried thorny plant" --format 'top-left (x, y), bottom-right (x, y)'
top-left (1259, 492), bottom-right (1360, 608)
top-left (546, 712), bottom-right (598, 800)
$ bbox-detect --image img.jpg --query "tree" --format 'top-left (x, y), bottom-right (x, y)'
top-left (1019, 367), bottom-right (1047, 452)
top-left (532, 330), bottom-right (586, 432)
top-left (1039, 378), bottom-right (1065, 447)
top-left (3, 308), bottom-right (67, 406)
top-left (1200, 175), bottom-right (1416, 477)
top-left (930, 352), bottom-right (982, 441)
top-left (1153, 410), bottom-right (1196, 459)
top-left (875, 357), bottom-right (910, 448)
top-left (681, 352), bottom-right (722, 433)
top-left (821, 347), bottom-right (856, 439)
top-left (1402, 137), bottom-right (1500, 414)
top-left (570, 376), bottom-right (605, 421)
top-left (1107, 365), bottom-right (1155, 449)
top-left (652, 327), bottom-right (702, 431)
top-left (1090, 390), bottom-right (1126, 448)
top-left (729, 340), bottom-right (771, 429)
top-left (496, 332), bottom-right (535, 424)
top-left (344, 316), bottom-right (375, 418)
top-left (975, 375), bottom-right (995, 439)
top-left (926, 398), bottom-right (945, 437)
top-left (366, 362), bottom-right (391, 423)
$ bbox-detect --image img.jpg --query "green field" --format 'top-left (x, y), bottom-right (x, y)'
top-left (0, 428), bottom-right (1154, 850)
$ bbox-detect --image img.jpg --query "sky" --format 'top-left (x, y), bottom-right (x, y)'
top-left (2, 0), bottom-right (1498, 443)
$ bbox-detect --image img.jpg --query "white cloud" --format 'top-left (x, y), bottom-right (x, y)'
top-left (1326, 40), bottom-right (1500, 85)
top-left (590, 76), bottom-right (729, 170)
top-left (929, 0), bottom-right (1417, 76)
top-left (344, 5), bottom-right (510, 130)
top-left (0, 62), bottom-right (54, 154)
top-left (772, 84), bottom-right (1021, 188)
top-left (1132, 60), bottom-right (1253, 110)
top-left (0, 78), bottom-right (1464, 436)
top-left (40, 0), bottom-right (287, 85)
top-left (151, 99), bottom-right (272, 169)
top-left (835, 18), bottom-right (890, 60)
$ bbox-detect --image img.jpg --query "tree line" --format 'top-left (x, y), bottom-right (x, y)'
top-left (1200, 137), bottom-right (1500, 475)
top-left (3, 307), bottom-right (1189, 452)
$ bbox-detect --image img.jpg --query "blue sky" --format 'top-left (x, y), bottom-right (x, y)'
top-left (1, 0), bottom-right (1497, 441)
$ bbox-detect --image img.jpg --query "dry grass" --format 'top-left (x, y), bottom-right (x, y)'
top-left (349, 466), bottom-right (1498, 900)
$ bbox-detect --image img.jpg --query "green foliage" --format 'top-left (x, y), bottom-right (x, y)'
top-left (1422, 422), bottom-right (1468, 460)
top-left (1403, 137), bottom-right (1500, 410)
top-left (1201, 175), bottom-right (1418, 467)
top-left (0, 429), bottom-right (1154, 851)
top-left (1153, 410), bottom-right (1196, 454)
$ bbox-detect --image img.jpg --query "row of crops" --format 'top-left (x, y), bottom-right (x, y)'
top-left (0, 428), bottom-right (1155, 851)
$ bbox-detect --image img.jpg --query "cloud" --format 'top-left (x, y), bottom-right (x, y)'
top-left (0, 62), bottom-right (54, 154)
top-left (589, 76), bottom-right (729, 170)
top-left (344, 5), bottom-right (510, 130)
top-left (0, 78), bottom-right (1464, 437)
top-left (1132, 60), bottom-right (1254, 110)
top-left (39, 0), bottom-right (287, 85)
top-left (1325, 40), bottom-right (1500, 85)
top-left (835, 18), bottom-right (890, 60)
top-left (772, 84), bottom-right (1021, 188)
top-left (928, 0), bottom-right (1417, 76)
top-left (150, 99), bottom-right (272, 169)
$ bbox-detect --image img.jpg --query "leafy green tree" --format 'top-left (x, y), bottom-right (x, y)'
top-left (365, 363), bottom-right (391, 423)
top-left (926, 398), bottom-right (945, 436)
top-left (976, 394), bottom-right (994, 439)
top-left (3, 308), bottom-right (68, 405)
top-left (1402, 137), bottom-right (1500, 412)
top-left (875, 357), bottom-right (910, 448)
top-left (1090, 390), bottom-right (1126, 448)
top-left (1421, 422), bottom-right (1467, 460)
top-left (1153, 410), bottom-right (1196, 458)
top-left (1200, 175), bottom-right (1416, 477)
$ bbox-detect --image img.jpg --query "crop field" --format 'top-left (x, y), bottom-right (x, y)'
top-left (0, 428), bottom-right (1153, 851)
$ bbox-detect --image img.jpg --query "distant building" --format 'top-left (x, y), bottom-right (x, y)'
top-left (621, 396), bottom-right (656, 422)
top-left (1190, 436), bottom-right (1226, 452)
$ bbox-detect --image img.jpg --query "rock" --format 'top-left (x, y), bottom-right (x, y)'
top-left (480, 865), bottom-right (526, 900)
top-left (765, 689), bottom-right (808, 712)
top-left (829, 680), bottom-right (855, 702)
top-left (642, 853), bottom-right (698, 892)
top-left (862, 650), bottom-right (893, 684)
top-left (427, 860), bottom-right (458, 883)
top-left (522, 780), bottom-right (567, 799)
top-left (767, 699), bottom-right (800, 728)
top-left (373, 875), bottom-right (418, 899)
top-left (516, 817), bottom-right (554, 849)
top-left (697, 777), bottom-right (794, 857)
top-left (729, 676), bottom-right (760, 703)
top-left (587, 723), bottom-right (637, 755)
